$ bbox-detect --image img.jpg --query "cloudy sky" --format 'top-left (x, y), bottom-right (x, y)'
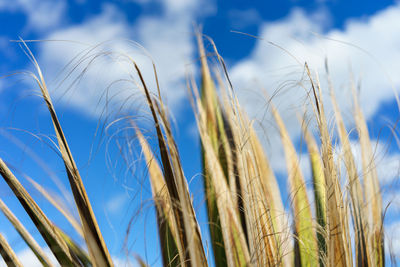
top-left (1, 0), bottom-right (400, 265)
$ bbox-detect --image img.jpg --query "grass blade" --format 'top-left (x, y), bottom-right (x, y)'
top-left (352, 83), bottom-right (384, 267)
top-left (270, 104), bottom-right (318, 267)
top-left (197, 33), bottom-right (231, 266)
top-left (0, 233), bottom-right (23, 267)
top-left (22, 41), bottom-right (114, 267)
top-left (306, 63), bottom-right (352, 266)
top-left (330, 82), bottom-right (369, 266)
top-left (132, 57), bottom-right (208, 266)
top-left (196, 100), bottom-right (251, 266)
top-left (302, 122), bottom-right (327, 262)
top-left (26, 177), bottom-right (84, 238)
top-left (0, 159), bottom-right (76, 265)
top-left (135, 126), bottom-right (182, 266)
top-left (231, 107), bottom-right (290, 266)
top-left (57, 228), bottom-right (91, 266)
top-left (135, 255), bottom-right (149, 267)
top-left (0, 199), bottom-right (54, 267)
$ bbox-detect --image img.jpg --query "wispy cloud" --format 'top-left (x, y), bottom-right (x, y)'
top-left (34, 1), bottom-right (214, 117)
top-left (227, 5), bottom-right (400, 168)
top-left (0, 0), bottom-right (66, 32)
top-left (230, 5), bottom-right (400, 122)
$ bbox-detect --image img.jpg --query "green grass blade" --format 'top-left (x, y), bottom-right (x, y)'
top-left (197, 103), bottom-right (251, 266)
top-left (302, 123), bottom-right (327, 261)
top-left (306, 64), bottom-right (352, 266)
top-left (270, 105), bottom-right (318, 267)
top-left (197, 33), bottom-right (229, 267)
top-left (135, 127), bottom-right (182, 267)
top-left (57, 228), bottom-right (91, 267)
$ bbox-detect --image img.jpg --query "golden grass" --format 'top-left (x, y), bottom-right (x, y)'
top-left (0, 35), bottom-right (387, 267)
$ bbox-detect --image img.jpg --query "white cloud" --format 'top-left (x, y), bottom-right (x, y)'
top-left (129, 0), bottom-right (215, 16)
top-left (230, 5), bottom-right (400, 123)
top-left (20, 0), bottom-right (400, 196)
top-left (228, 5), bottom-right (400, 171)
top-left (36, 1), bottom-right (213, 118)
top-left (0, 0), bottom-right (66, 32)
top-left (163, 0), bottom-right (199, 14)
top-left (38, 5), bottom-right (137, 117)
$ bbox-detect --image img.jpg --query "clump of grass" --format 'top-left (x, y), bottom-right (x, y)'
top-left (0, 34), bottom-right (387, 267)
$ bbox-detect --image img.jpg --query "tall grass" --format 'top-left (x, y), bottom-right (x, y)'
top-left (0, 35), bottom-right (387, 266)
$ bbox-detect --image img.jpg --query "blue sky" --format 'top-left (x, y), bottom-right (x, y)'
top-left (1, 0), bottom-right (400, 265)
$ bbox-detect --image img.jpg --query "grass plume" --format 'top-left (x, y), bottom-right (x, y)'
top-left (0, 34), bottom-right (390, 267)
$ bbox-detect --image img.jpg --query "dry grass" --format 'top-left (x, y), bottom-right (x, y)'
top-left (0, 35), bottom-right (387, 267)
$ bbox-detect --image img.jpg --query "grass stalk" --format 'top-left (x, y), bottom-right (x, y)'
top-left (0, 199), bottom-right (54, 267)
top-left (22, 41), bottom-right (114, 267)
top-left (0, 233), bottom-right (23, 267)
top-left (0, 158), bottom-right (77, 265)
